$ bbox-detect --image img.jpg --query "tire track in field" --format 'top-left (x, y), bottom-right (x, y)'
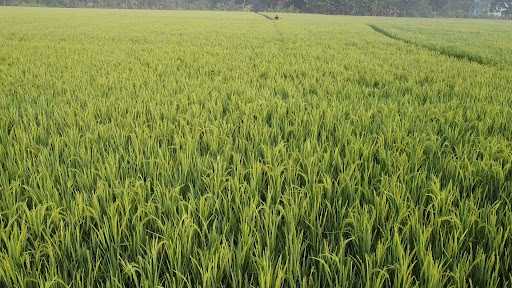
top-left (368, 24), bottom-right (490, 66)
top-left (254, 12), bottom-right (278, 21)
top-left (254, 12), bottom-right (284, 43)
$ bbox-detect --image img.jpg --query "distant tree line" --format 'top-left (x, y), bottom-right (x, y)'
top-left (2, 0), bottom-right (512, 17)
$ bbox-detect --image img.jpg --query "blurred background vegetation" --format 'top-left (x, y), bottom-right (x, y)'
top-left (2, 0), bottom-right (511, 18)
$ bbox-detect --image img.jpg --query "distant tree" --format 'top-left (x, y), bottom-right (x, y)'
top-left (6, 0), bottom-right (510, 18)
top-left (492, 0), bottom-right (512, 15)
top-left (431, 0), bottom-right (448, 12)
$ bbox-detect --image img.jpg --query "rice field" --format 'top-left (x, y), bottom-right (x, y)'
top-left (1, 7), bottom-right (512, 287)
top-left (371, 18), bottom-right (512, 66)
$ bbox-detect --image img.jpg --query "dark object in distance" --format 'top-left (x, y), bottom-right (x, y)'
top-left (254, 12), bottom-right (280, 21)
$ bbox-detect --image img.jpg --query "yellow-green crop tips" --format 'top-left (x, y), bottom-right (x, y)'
top-left (1, 7), bottom-right (512, 288)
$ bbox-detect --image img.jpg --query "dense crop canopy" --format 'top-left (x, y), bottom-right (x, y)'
top-left (1, 7), bottom-right (512, 288)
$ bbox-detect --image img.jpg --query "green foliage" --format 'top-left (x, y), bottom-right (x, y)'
top-left (372, 18), bottom-right (512, 66)
top-left (1, 7), bottom-right (512, 287)
top-left (0, 0), bottom-right (503, 17)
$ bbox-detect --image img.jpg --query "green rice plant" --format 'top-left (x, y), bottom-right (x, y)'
top-left (0, 6), bottom-right (512, 288)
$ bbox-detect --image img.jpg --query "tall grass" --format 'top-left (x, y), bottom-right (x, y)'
top-left (367, 24), bottom-right (489, 65)
top-left (1, 7), bottom-right (512, 287)
top-left (369, 17), bottom-right (512, 67)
